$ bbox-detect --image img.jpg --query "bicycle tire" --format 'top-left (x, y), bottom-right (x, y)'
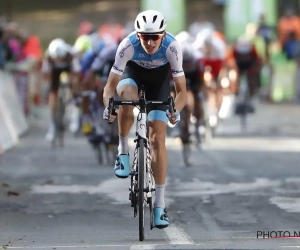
top-left (57, 95), bottom-right (65, 147)
top-left (149, 197), bottom-right (154, 230)
top-left (138, 138), bottom-right (145, 241)
top-left (52, 94), bottom-right (65, 149)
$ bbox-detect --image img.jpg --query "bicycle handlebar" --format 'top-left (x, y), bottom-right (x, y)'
top-left (108, 95), bottom-right (175, 122)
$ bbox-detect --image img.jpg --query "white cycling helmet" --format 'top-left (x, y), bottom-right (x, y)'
top-left (48, 38), bottom-right (69, 59)
top-left (134, 10), bottom-right (167, 34)
top-left (175, 31), bottom-right (193, 44)
top-left (196, 28), bottom-right (214, 46)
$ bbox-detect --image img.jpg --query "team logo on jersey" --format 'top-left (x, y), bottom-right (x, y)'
top-left (112, 64), bottom-right (123, 73)
top-left (119, 44), bottom-right (131, 58)
top-left (170, 46), bottom-right (179, 61)
top-left (172, 69), bottom-right (183, 74)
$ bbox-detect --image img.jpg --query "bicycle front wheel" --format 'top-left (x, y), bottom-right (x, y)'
top-left (138, 138), bottom-right (145, 241)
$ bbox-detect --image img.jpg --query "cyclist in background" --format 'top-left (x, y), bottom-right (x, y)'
top-left (193, 28), bottom-right (226, 122)
top-left (232, 36), bottom-right (262, 112)
top-left (103, 10), bottom-right (187, 228)
top-left (42, 38), bottom-right (81, 141)
top-left (80, 36), bottom-right (119, 136)
top-left (175, 31), bottom-right (204, 146)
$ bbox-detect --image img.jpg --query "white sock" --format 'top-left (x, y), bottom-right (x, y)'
top-left (118, 135), bottom-right (129, 155)
top-left (154, 184), bottom-right (165, 208)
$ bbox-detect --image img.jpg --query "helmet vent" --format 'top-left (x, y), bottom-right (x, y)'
top-left (137, 21), bottom-right (140, 29)
top-left (152, 15), bottom-right (157, 23)
top-left (159, 20), bottom-right (164, 29)
top-left (142, 16), bottom-right (147, 23)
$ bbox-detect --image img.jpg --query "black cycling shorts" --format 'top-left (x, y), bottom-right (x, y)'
top-left (185, 70), bottom-right (202, 94)
top-left (50, 67), bottom-right (71, 92)
top-left (117, 61), bottom-right (171, 123)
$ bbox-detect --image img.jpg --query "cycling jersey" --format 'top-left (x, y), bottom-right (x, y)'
top-left (194, 35), bottom-right (226, 78)
top-left (111, 32), bottom-right (184, 77)
top-left (232, 44), bottom-right (260, 72)
top-left (91, 42), bottom-right (117, 72)
top-left (41, 45), bottom-right (80, 73)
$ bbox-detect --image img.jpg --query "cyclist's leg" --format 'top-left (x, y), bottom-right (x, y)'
top-left (148, 118), bottom-right (169, 228)
top-left (45, 69), bottom-right (60, 141)
top-left (145, 71), bottom-right (170, 228)
top-left (67, 71), bottom-right (81, 134)
top-left (189, 71), bottom-right (204, 139)
top-left (81, 71), bottom-right (96, 135)
top-left (113, 82), bottom-right (137, 178)
top-left (113, 63), bottom-right (139, 178)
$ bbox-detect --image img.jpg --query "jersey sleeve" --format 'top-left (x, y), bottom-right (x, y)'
top-left (41, 51), bottom-right (51, 73)
top-left (166, 40), bottom-right (184, 77)
top-left (71, 56), bottom-right (81, 73)
top-left (81, 49), bottom-right (97, 73)
top-left (92, 43), bottom-right (117, 71)
top-left (110, 38), bottom-right (134, 75)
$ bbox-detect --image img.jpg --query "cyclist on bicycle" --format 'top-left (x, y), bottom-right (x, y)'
top-left (193, 28), bottom-right (226, 122)
top-left (232, 36), bottom-right (262, 112)
top-left (103, 10), bottom-right (187, 228)
top-left (175, 31), bottom-right (204, 146)
top-left (42, 38), bottom-right (81, 141)
top-left (80, 36), bottom-right (119, 136)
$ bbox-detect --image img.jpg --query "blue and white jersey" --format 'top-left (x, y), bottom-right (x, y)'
top-left (80, 41), bottom-right (116, 73)
top-left (91, 42), bottom-right (117, 71)
top-left (111, 32), bottom-right (184, 77)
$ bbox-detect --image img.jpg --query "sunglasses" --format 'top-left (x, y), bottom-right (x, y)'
top-left (138, 33), bottom-right (163, 41)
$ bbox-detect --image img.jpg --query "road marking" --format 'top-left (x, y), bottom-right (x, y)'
top-left (7, 243), bottom-right (205, 249)
top-left (269, 197), bottom-right (300, 213)
top-left (7, 245), bottom-right (128, 249)
top-left (164, 225), bottom-right (194, 245)
top-left (30, 177), bottom-right (174, 206)
top-left (130, 245), bottom-right (155, 249)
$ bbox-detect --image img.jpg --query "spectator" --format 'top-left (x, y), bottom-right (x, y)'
top-left (78, 20), bottom-right (94, 37)
top-left (124, 10), bottom-right (137, 36)
top-left (5, 22), bottom-right (21, 62)
top-left (98, 16), bottom-right (124, 43)
top-left (278, 8), bottom-right (300, 47)
top-left (0, 26), bottom-right (5, 69)
top-left (257, 13), bottom-right (275, 61)
top-left (16, 28), bottom-right (42, 62)
top-left (283, 31), bottom-right (300, 61)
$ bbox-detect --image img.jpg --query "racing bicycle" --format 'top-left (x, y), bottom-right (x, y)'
top-left (107, 86), bottom-right (175, 241)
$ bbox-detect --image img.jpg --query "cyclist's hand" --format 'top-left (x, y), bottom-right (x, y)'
top-left (103, 107), bottom-right (118, 123)
top-left (166, 109), bottom-right (180, 125)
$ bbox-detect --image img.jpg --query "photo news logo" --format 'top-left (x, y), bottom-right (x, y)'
top-left (257, 231), bottom-right (300, 239)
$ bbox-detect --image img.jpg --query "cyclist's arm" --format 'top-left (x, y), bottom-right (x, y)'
top-left (173, 75), bottom-right (187, 112)
top-left (103, 38), bottom-right (134, 107)
top-left (103, 72), bottom-right (122, 107)
top-left (41, 56), bottom-right (51, 81)
top-left (166, 40), bottom-right (187, 112)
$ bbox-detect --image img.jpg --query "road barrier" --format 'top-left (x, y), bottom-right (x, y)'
top-left (0, 70), bottom-right (29, 154)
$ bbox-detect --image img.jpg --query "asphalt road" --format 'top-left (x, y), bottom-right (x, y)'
top-left (0, 102), bottom-right (300, 250)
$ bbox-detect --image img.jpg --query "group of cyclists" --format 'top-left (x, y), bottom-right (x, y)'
top-left (41, 10), bottom-right (263, 229)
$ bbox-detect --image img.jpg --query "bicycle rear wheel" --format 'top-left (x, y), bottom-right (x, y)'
top-left (138, 138), bottom-right (145, 241)
top-left (52, 94), bottom-right (66, 148)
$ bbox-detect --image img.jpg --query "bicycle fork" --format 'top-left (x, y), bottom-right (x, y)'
top-left (129, 138), bottom-right (155, 209)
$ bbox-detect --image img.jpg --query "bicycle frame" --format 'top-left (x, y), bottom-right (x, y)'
top-left (108, 85), bottom-right (175, 241)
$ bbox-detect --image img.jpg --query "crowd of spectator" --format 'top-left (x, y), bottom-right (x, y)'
top-left (0, 22), bottom-right (42, 70)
